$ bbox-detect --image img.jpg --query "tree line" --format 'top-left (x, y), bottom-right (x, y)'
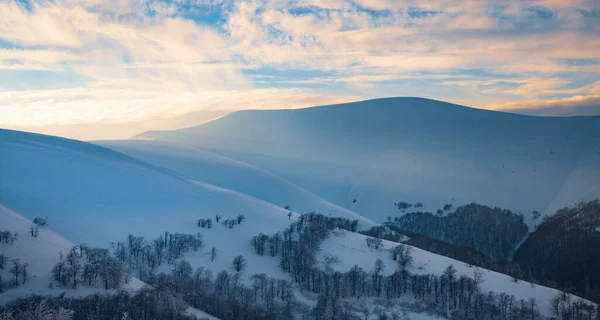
top-left (514, 200), bottom-right (600, 303)
top-left (388, 203), bottom-right (529, 261)
top-left (251, 212), bottom-right (598, 320)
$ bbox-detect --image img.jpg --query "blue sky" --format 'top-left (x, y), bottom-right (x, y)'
top-left (0, 0), bottom-right (599, 139)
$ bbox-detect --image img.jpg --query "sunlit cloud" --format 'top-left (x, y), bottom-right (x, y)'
top-left (0, 0), bottom-right (599, 139)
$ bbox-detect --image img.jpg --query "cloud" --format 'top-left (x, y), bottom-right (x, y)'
top-left (0, 0), bottom-right (599, 139)
top-left (0, 85), bottom-right (361, 138)
top-left (496, 95), bottom-right (600, 117)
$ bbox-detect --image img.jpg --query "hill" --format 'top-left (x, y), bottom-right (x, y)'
top-left (136, 97), bottom-right (600, 223)
top-left (96, 140), bottom-right (363, 220)
top-left (1, 128), bottom-right (597, 319)
top-left (0, 205), bottom-right (144, 305)
top-left (514, 200), bottom-right (600, 302)
top-left (0, 128), bottom-right (374, 248)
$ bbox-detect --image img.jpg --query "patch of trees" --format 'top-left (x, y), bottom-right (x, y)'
top-left (514, 200), bottom-right (600, 303)
top-left (199, 214), bottom-right (246, 229)
top-left (0, 230), bottom-right (18, 244)
top-left (253, 212), bottom-right (596, 320)
top-left (360, 225), bottom-right (404, 242)
top-left (401, 232), bottom-right (523, 278)
top-left (0, 290), bottom-right (197, 320)
top-left (0, 257), bottom-right (29, 292)
top-left (111, 232), bottom-right (204, 278)
top-left (144, 267), bottom-right (304, 319)
top-left (395, 202), bottom-right (413, 212)
top-left (9, 259), bottom-right (29, 286)
top-left (390, 244), bottom-right (413, 271)
top-left (197, 218), bottom-right (213, 228)
top-left (366, 237), bottom-right (384, 250)
top-left (0, 300), bottom-right (74, 320)
top-left (30, 216), bottom-right (48, 238)
top-left (550, 292), bottom-right (600, 320)
top-left (388, 203), bottom-right (528, 261)
top-left (51, 245), bottom-right (128, 290)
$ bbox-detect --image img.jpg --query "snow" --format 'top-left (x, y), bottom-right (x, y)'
top-left (186, 307), bottom-right (221, 320)
top-left (316, 229), bottom-right (593, 317)
top-left (0, 128), bottom-right (304, 305)
top-left (1, 125), bottom-right (596, 317)
top-left (543, 152), bottom-right (600, 215)
top-left (0, 205), bottom-right (222, 318)
top-left (0, 128), bottom-right (356, 303)
top-left (138, 97), bottom-right (600, 224)
top-left (0, 128), bottom-right (374, 249)
top-left (0, 205), bottom-right (144, 305)
top-left (96, 140), bottom-right (374, 227)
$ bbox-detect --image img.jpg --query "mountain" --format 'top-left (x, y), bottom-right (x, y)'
top-left (2, 128), bottom-right (594, 319)
top-left (0, 205), bottom-right (219, 319)
top-left (136, 97), bottom-right (600, 223)
top-left (96, 140), bottom-right (364, 221)
top-left (514, 200), bottom-right (600, 302)
top-left (0, 205), bottom-right (144, 304)
top-left (0, 128), bottom-right (374, 248)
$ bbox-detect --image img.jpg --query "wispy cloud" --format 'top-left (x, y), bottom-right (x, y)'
top-left (0, 0), bottom-right (599, 139)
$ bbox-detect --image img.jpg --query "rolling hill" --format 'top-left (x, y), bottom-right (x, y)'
top-left (0, 128), bottom-right (374, 248)
top-left (136, 97), bottom-right (600, 223)
top-left (2, 127), bottom-right (594, 318)
top-left (96, 140), bottom-right (363, 221)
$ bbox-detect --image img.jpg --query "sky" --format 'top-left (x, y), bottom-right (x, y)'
top-left (0, 0), bottom-right (599, 140)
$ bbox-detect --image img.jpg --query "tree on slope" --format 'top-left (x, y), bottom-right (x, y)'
top-left (1, 300), bottom-right (74, 320)
top-left (210, 247), bottom-right (218, 262)
top-left (9, 259), bottom-right (21, 285)
top-left (232, 255), bottom-right (247, 272)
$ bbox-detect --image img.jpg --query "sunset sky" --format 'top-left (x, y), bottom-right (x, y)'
top-left (1, 0), bottom-right (599, 139)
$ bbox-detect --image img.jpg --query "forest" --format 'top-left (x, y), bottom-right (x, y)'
top-left (388, 203), bottom-right (529, 261)
top-left (1, 212), bottom-right (599, 319)
top-left (514, 200), bottom-right (600, 303)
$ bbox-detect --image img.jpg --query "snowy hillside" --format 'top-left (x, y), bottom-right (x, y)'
top-left (96, 140), bottom-right (363, 221)
top-left (137, 97), bottom-right (600, 223)
top-left (316, 229), bottom-right (585, 317)
top-left (0, 128), bottom-right (374, 248)
top-left (0, 205), bottom-right (219, 319)
top-left (0, 205), bottom-right (144, 305)
top-left (1, 127), bottom-right (596, 318)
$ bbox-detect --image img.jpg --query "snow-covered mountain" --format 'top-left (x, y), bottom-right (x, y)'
top-left (137, 97), bottom-right (600, 223)
top-left (0, 205), bottom-right (144, 305)
top-left (0, 128), bottom-right (369, 304)
top-left (1, 127), bottom-right (596, 319)
top-left (96, 140), bottom-right (363, 221)
top-left (0, 128), bottom-right (374, 248)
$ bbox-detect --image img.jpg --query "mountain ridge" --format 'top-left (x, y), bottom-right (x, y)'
top-left (133, 97), bottom-right (600, 222)
top-left (134, 97), bottom-right (600, 140)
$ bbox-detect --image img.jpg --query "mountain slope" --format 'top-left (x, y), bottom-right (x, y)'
top-left (0, 205), bottom-right (144, 305)
top-left (318, 229), bottom-right (578, 317)
top-left (96, 140), bottom-right (364, 220)
top-left (137, 97), bottom-right (600, 223)
top-left (1, 128), bottom-right (596, 318)
top-left (0, 128), bottom-right (375, 249)
top-left (514, 200), bottom-right (600, 302)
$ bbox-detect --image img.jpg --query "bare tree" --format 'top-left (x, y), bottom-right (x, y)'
top-left (237, 214), bottom-right (246, 224)
top-left (232, 255), bottom-right (247, 272)
top-left (9, 259), bottom-right (21, 285)
top-left (210, 247), bottom-right (218, 262)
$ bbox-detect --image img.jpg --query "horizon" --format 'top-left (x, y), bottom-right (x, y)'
top-left (1, 0), bottom-right (599, 140)
top-left (5, 95), bottom-right (600, 141)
